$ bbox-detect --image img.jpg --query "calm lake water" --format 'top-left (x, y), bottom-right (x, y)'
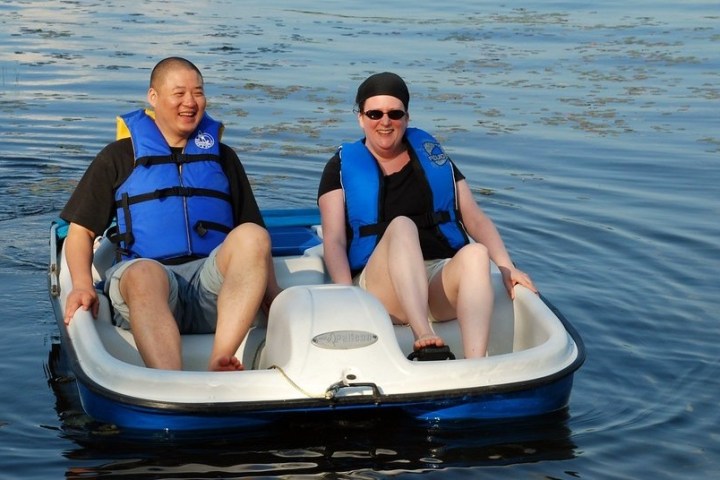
top-left (1, 0), bottom-right (718, 478)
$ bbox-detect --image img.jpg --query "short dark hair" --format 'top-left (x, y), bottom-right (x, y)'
top-left (149, 57), bottom-right (203, 89)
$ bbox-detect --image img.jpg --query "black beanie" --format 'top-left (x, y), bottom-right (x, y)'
top-left (355, 72), bottom-right (410, 110)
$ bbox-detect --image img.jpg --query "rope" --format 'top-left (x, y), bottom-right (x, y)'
top-left (269, 365), bottom-right (327, 399)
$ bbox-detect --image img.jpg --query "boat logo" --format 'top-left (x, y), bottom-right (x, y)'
top-left (423, 141), bottom-right (448, 166)
top-left (312, 330), bottom-right (378, 350)
top-left (195, 131), bottom-right (215, 149)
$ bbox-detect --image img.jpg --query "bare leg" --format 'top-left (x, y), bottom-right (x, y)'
top-left (429, 243), bottom-right (493, 358)
top-left (363, 217), bottom-right (444, 350)
top-left (208, 223), bottom-right (271, 371)
top-left (119, 260), bottom-right (182, 370)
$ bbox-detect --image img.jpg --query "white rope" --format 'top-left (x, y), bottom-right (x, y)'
top-left (269, 365), bottom-right (327, 399)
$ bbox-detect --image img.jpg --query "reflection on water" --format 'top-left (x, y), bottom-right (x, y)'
top-left (46, 344), bottom-right (576, 477)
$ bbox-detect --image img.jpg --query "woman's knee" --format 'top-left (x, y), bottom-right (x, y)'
top-left (381, 217), bottom-right (421, 251)
top-left (456, 243), bottom-right (490, 269)
top-left (385, 216), bottom-right (418, 237)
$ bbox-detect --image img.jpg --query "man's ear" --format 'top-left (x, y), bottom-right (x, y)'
top-left (147, 88), bottom-right (157, 108)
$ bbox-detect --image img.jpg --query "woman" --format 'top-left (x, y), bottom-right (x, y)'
top-left (317, 72), bottom-right (536, 359)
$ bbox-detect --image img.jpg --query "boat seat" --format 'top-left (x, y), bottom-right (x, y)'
top-left (283, 243), bottom-right (515, 358)
top-left (66, 240), bottom-right (330, 370)
top-left (66, 235), bottom-right (513, 369)
top-left (272, 254), bottom-right (329, 289)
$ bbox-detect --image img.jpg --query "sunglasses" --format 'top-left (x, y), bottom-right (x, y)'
top-left (362, 109), bottom-right (407, 121)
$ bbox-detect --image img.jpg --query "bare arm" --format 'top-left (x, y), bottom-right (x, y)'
top-left (318, 189), bottom-right (354, 285)
top-left (63, 222), bottom-right (99, 324)
top-left (456, 180), bottom-right (537, 297)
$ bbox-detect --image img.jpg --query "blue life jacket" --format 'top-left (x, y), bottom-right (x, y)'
top-left (113, 109), bottom-right (233, 261)
top-left (340, 127), bottom-right (468, 271)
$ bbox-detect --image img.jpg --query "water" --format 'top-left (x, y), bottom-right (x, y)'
top-left (1, 0), bottom-right (718, 478)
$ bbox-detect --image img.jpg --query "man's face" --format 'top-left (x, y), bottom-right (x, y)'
top-left (147, 67), bottom-right (206, 147)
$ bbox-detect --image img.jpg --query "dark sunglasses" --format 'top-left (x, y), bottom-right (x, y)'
top-left (362, 109), bottom-right (407, 121)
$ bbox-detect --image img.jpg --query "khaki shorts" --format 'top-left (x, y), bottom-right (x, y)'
top-left (354, 258), bottom-right (450, 322)
top-left (105, 245), bottom-right (224, 334)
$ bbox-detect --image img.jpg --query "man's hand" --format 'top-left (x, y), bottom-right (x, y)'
top-left (64, 287), bottom-right (99, 325)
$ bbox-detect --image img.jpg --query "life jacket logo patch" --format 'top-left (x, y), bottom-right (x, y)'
top-left (195, 131), bottom-right (215, 149)
top-left (423, 141), bottom-right (448, 166)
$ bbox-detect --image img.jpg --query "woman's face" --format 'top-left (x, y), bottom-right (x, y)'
top-left (358, 95), bottom-right (409, 157)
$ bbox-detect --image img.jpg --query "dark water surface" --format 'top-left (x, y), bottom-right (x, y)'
top-left (1, 1), bottom-right (718, 478)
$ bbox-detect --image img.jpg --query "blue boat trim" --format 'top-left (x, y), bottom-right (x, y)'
top-left (74, 372), bottom-right (576, 430)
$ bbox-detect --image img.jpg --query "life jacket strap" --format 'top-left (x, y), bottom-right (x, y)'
top-left (194, 220), bottom-right (232, 237)
top-left (358, 210), bottom-right (452, 237)
top-left (136, 153), bottom-right (222, 167)
top-left (104, 223), bottom-right (134, 262)
top-left (113, 187), bottom-right (232, 208)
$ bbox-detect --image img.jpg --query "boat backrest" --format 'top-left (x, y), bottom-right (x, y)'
top-left (91, 236), bottom-right (116, 284)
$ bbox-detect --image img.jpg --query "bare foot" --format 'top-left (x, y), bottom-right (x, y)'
top-left (413, 333), bottom-right (445, 351)
top-left (209, 355), bottom-right (244, 372)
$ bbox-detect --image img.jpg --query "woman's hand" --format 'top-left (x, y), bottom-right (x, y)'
top-left (499, 265), bottom-right (537, 299)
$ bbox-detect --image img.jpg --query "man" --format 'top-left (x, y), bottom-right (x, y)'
top-left (61, 57), bottom-right (278, 371)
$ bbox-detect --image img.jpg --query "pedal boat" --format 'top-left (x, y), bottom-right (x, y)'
top-left (48, 208), bottom-right (585, 432)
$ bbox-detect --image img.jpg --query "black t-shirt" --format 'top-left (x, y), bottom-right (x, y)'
top-left (61, 138), bottom-right (264, 238)
top-left (317, 147), bottom-right (466, 267)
